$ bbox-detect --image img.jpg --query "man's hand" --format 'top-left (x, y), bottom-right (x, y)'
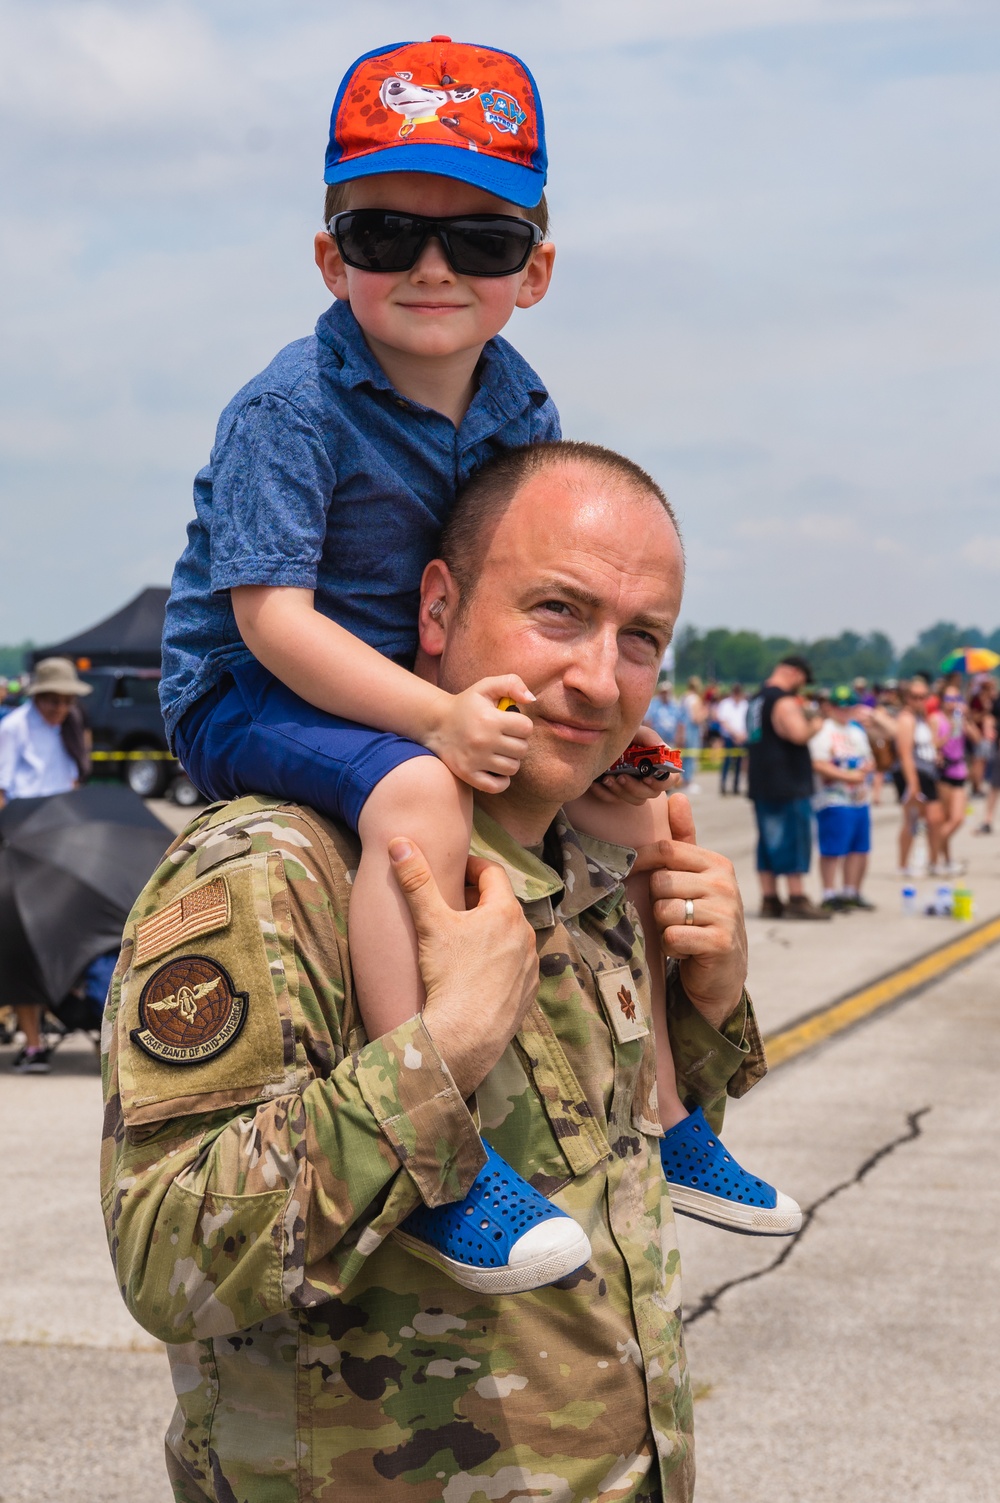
top-left (388, 838), bottom-right (539, 1098)
top-left (632, 794), bottom-right (748, 1031)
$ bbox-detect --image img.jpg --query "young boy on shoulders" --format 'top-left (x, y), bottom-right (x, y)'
top-left (161, 36), bottom-right (799, 1296)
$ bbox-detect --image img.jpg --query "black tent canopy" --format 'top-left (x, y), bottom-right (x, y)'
top-left (30, 587), bottom-right (169, 669)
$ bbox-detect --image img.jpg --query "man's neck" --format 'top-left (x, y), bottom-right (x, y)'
top-left (475, 787), bottom-right (561, 851)
top-left (362, 333), bottom-right (485, 428)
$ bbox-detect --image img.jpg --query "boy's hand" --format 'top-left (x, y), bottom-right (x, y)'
top-left (589, 724), bottom-right (682, 805)
top-left (425, 676), bottom-right (534, 792)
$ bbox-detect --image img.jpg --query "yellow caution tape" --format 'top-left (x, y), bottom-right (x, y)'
top-left (90, 750), bottom-right (177, 762)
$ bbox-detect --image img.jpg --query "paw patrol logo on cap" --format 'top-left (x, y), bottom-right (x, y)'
top-left (325, 37), bottom-right (547, 208)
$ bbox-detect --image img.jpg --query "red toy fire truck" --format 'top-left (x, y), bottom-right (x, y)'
top-left (605, 741), bottom-right (684, 780)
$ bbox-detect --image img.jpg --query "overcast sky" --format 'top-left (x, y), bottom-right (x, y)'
top-left (1, 0), bottom-right (998, 649)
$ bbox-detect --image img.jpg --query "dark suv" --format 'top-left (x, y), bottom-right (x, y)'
top-left (81, 667), bottom-right (200, 805)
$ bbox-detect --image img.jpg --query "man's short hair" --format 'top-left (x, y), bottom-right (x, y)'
top-left (777, 653), bottom-right (814, 683)
top-left (440, 440), bottom-right (679, 605)
top-left (323, 182), bottom-right (551, 238)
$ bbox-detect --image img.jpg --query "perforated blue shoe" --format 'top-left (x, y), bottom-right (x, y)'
top-left (659, 1106), bottom-right (802, 1236)
top-left (393, 1140), bottom-right (591, 1294)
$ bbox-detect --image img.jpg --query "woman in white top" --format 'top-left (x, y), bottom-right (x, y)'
top-left (0, 657), bottom-right (92, 804)
top-left (0, 657), bottom-right (91, 1072)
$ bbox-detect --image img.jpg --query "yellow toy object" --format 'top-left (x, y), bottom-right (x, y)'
top-left (497, 697), bottom-right (521, 713)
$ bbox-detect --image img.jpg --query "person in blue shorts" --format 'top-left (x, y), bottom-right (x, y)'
top-left (810, 686), bottom-right (876, 911)
top-left (747, 656), bottom-right (831, 920)
top-left (161, 36), bottom-right (801, 1293)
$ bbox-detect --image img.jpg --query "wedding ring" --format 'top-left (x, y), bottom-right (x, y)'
top-left (684, 899), bottom-right (695, 926)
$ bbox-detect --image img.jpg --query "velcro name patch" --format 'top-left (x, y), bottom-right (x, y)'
top-left (134, 877), bottom-right (230, 967)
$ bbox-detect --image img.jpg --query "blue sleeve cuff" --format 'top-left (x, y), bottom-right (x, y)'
top-left (210, 558), bottom-right (319, 592)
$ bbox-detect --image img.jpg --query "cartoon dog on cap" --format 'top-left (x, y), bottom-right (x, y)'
top-left (379, 72), bottom-right (493, 149)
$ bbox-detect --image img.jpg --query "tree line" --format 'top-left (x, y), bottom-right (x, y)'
top-left (674, 621), bottom-right (1000, 688)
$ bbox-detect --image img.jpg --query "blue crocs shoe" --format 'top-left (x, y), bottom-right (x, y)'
top-left (659, 1107), bottom-right (802, 1236)
top-left (393, 1140), bottom-right (591, 1294)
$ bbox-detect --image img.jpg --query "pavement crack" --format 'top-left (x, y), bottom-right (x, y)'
top-left (683, 1106), bottom-right (931, 1327)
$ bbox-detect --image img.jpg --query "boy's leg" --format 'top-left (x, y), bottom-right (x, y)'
top-left (842, 807), bottom-right (872, 903)
top-left (565, 789), bottom-right (687, 1127)
top-left (354, 757), bottom-right (472, 1037)
top-left (817, 807), bottom-right (849, 905)
top-left (569, 787), bottom-right (802, 1234)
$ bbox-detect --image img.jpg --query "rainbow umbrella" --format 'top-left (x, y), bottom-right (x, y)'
top-left (939, 647), bottom-right (1000, 675)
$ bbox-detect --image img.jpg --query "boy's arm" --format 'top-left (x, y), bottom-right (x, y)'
top-left (233, 584), bottom-right (449, 739)
top-left (812, 759), bottom-right (864, 784)
top-left (232, 585), bottom-right (532, 792)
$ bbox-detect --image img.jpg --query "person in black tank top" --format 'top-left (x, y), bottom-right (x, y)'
top-left (746, 656), bottom-right (830, 920)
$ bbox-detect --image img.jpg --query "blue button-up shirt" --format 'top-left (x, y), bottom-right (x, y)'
top-left (160, 300), bottom-right (560, 742)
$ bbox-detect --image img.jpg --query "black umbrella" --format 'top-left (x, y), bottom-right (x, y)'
top-left (0, 784), bottom-right (172, 1006)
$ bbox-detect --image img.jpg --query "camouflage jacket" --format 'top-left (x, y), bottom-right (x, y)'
top-left (101, 795), bottom-right (765, 1503)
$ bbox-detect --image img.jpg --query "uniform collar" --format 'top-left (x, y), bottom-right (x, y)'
top-left (471, 807), bottom-right (635, 930)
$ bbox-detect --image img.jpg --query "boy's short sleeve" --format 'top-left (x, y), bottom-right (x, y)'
top-left (208, 393), bottom-right (336, 593)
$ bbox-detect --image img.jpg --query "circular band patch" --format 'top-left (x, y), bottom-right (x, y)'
top-left (131, 955), bottom-right (248, 1066)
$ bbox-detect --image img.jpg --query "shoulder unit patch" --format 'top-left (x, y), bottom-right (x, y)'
top-left (130, 955), bottom-right (248, 1065)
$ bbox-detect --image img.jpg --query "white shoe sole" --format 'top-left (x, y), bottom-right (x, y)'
top-left (392, 1222), bottom-right (592, 1294)
top-left (667, 1185), bottom-right (802, 1237)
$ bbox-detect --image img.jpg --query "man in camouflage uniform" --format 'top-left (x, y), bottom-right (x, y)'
top-left (102, 445), bottom-right (764, 1501)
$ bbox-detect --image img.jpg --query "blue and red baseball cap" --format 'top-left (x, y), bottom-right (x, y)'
top-left (324, 37), bottom-right (547, 208)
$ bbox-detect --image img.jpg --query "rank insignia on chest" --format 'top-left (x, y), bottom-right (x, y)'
top-left (617, 984), bottom-right (637, 1021)
top-left (130, 955), bottom-right (248, 1065)
top-left (596, 965), bottom-right (649, 1044)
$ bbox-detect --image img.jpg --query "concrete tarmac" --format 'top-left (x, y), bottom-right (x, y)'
top-left (1, 786), bottom-right (997, 1500)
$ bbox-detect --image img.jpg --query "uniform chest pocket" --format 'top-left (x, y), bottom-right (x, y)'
top-left (117, 853), bottom-right (293, 1133)
top-left (591, 962), bottom-right (662, 1141)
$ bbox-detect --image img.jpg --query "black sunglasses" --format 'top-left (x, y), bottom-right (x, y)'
top-left (329, 209), bottom-right (542, 278)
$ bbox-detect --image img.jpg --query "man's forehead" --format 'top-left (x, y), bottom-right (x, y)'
top-left (489, 464), bottom-right (681, 581)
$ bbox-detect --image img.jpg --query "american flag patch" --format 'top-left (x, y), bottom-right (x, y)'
top-left (134, 878), bottom-right (231, 967)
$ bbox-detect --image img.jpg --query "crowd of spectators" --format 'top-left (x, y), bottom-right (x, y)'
top-left (650, 662), bottom-right (998, 915)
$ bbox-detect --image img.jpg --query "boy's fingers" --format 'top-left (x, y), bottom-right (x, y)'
top-left (475, 674), bottom-right (537, 708)
top-left (498, 717), bottom-right (533, 744)
top-left (468, 770), bottom-right (512, 793)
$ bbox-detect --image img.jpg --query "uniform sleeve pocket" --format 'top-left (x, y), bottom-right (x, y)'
top-left (118, 854), bottom-right (293, 1133)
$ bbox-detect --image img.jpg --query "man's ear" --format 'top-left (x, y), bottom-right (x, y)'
top-left (418, 559), bottom-right (460, 659)
top-left (315, 231), bottom-right (350, 301)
